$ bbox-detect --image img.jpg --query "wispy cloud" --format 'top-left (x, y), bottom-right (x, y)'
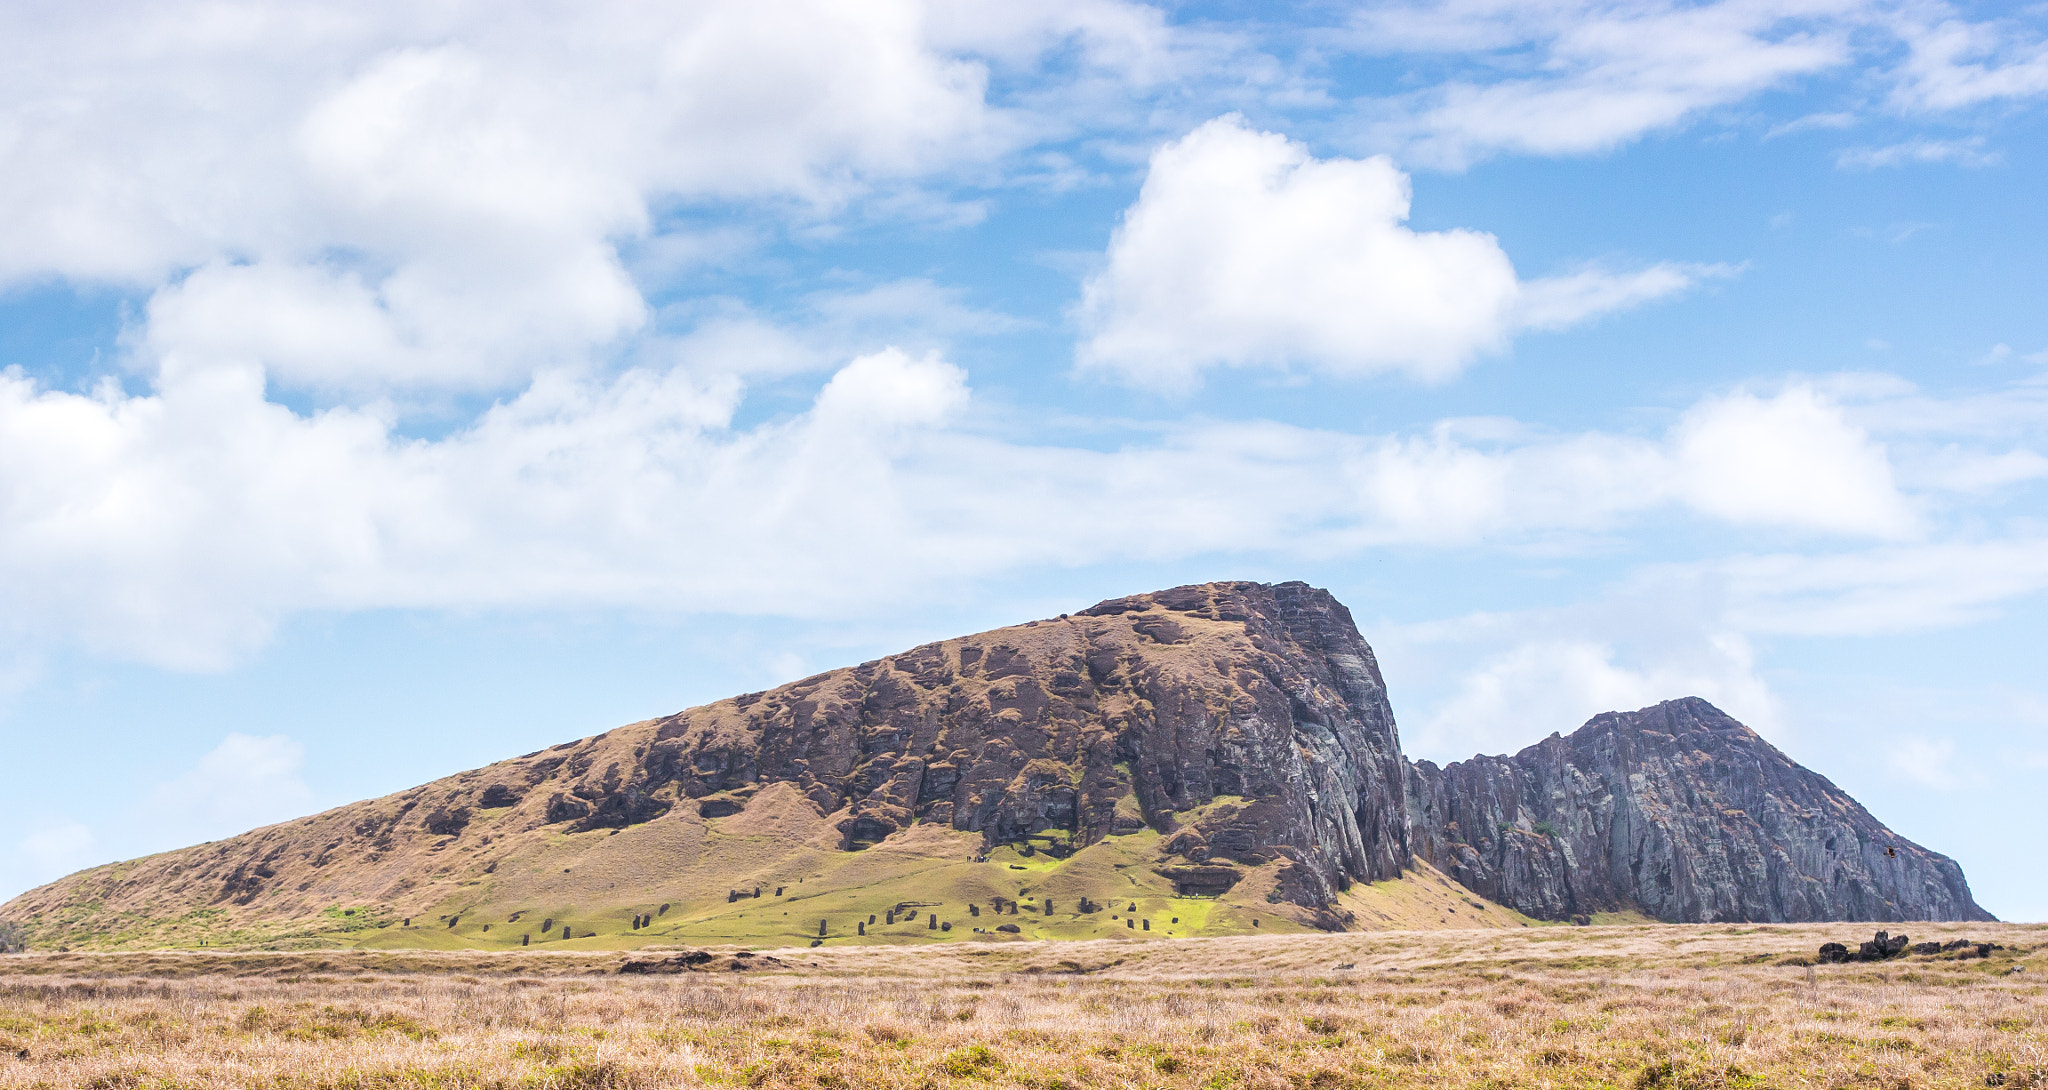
top-left (1837, 137), bottom-right (2000, 169)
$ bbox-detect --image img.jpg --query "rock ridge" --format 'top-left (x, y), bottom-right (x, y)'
top-left (1405, 697), bottom-right (1993, 923)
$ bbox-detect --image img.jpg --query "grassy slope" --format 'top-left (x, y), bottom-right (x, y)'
top-left (15, 774), bottom-right (1543, 952)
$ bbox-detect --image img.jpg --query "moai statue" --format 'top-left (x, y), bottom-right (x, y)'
top-left (1143, 920), bottom-right (1150, 931)
top-left (521, 934), bottom-right (529, 946)
top-left (818, 919), bottom-right (828, 937)
top-left (776, 887), bottom-right (785, 896)
top-left (659, 904), bottom-right (670, 915)
top-left (1044, 900), bottom-right (1054, 914)
top-left (543, 918), bottom-right (554, 932)
top-left (868, 914), bottom-right (877, 925)
top-left (752, 887), bottom-right (762, 899)
top-left (928, 915), bottom-right (937, 930)
top-left (562, 926), bottom-right (572, 940)
top-left (448, 917), bottom-right (459, 929)
top-left (1126, 918), bottom-right (1134, 928)
top-left (858, 921), bottom-right (866, 936)
top-left (969, 904), bottom-right (980, 917)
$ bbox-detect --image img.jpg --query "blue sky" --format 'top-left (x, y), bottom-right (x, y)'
top-left (1, 0), bottom-right (2045, 921)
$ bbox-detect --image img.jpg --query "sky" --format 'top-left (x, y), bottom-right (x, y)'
top-left (1, 0), bottom-right (2045, 921)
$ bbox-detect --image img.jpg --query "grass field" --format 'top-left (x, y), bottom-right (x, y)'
top-left (0, 921), bottom-right (2041, 1089)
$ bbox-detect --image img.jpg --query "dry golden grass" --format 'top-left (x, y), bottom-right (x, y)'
top-left (0, 922), bottom-right (2041, 1089)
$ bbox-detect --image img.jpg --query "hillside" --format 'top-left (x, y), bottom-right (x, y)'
top-left (0, 581), bottom-right (1991, 950)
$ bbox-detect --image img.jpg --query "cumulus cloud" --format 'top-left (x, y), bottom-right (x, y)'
top-left (0, 352), bottom-right (1958, 671)
top-left (0, 0), bottom-right (1171, 396)
top-left (1671, 385), bottom-right (1916, 537)
top-left (1074, 117), bottom-right (1709, 388)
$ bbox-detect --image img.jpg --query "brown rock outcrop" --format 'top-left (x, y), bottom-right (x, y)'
top-left (582, 580), bottom-right (1413, 908)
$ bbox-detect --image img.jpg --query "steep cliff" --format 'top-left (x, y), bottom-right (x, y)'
top-left (1405, 697), bottom-right (1993, 923)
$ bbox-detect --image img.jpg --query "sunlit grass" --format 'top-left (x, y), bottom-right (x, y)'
top-left (0, 923), bottom-right (2040, 1089)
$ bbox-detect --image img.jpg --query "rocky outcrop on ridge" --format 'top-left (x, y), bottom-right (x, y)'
top-left (1405, 698), bottom-right (1994, 923)
top-left (607, 578), bottom-right (1414, 915)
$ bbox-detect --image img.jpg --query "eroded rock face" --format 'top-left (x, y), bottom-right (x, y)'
top-left (621, 580), bottom-right (1412, 910)
top-left (1405, 698), bottom-right (1995, 923)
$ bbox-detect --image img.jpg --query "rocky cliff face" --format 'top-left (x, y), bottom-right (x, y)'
top-left (1405, 697), bottom-right (1993, 923)
top-left (617, 579), bottom-right (1412, 916)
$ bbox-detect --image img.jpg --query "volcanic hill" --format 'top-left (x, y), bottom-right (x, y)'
top-left (1, 581), bottom-right (1991, 951)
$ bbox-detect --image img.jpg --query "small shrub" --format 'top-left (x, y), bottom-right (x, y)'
top-left (941, 1044), bottom-right (1000, 1077)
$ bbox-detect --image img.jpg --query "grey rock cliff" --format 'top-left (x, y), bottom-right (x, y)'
top-left (1406, 697), bottom-right (1994, 923)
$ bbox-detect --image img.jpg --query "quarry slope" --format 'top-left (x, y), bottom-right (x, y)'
top-left (1, 581), bottom-right (1992, 950)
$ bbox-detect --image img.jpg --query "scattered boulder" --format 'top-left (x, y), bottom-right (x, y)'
top-left (1818, 931), bottom-right (1939, 963)
top-left (996, 923), bottom-right (1021, 934)
top-left (620, 950), bottom-right (781, 974)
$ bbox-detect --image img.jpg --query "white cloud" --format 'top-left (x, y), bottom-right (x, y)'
top-left (1709, 538), bottom-right (2048, 636)
top-left (1346, 0), bottom-right (1855, 167)
top-left (0, 0), bottom-right (1170, 395)
top-left (1074, 116), bottom-right (1707, 388)
top-left (0, 355), bottom-right (1946, 671)
top-left (1888, 13), bottom-right (2048, 112)
top-left (1340, 1), bottom-right (2048, 168)
top-left (1379, 580), bottom-right (1783, 763)
top-left (1836, 137), bottom-right (2000, 169)
top-left (658, 279), bottom-right (1027, 381)
top-left (140, 734), bottom-right (316, 845)
top-left (1671, 385), bottom-right (1916, 537)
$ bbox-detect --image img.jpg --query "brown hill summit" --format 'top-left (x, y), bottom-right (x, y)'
top-left (1, 581), bottom-right (1991, 951)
